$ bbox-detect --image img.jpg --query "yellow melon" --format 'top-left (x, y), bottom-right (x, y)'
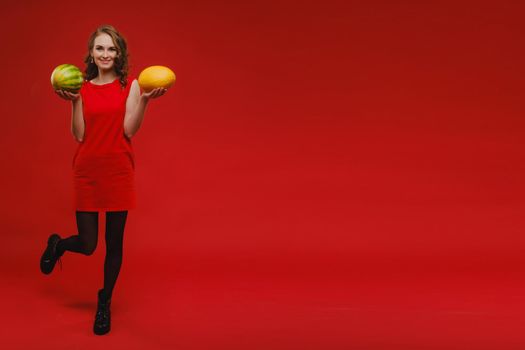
top-left (138, 65), bottom-right (176, 93)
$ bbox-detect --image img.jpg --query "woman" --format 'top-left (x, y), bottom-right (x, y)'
top-left (39, 24), bottom-right (167, 335)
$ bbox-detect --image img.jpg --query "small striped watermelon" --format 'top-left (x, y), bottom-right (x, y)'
top-left (51, 64), bottom-right (84, 93)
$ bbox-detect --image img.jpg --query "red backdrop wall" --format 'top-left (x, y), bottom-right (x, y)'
top-left (3, 0), bottom-right (521, 261)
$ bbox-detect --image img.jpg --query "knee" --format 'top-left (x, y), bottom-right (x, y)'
top-left (82, 242), bottom-right (97, 256)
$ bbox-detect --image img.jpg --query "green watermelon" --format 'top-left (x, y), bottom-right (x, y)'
top-left (51, 64), bottom-right (84, 93)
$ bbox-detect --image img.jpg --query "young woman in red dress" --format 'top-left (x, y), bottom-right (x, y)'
top-left (40, 24), bottom-right (167, 335)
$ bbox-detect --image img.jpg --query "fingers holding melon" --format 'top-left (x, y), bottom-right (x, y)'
top-left (55, 89), bottom-right (80, 101)
top-left (141, 87), bottom-right (168, 100)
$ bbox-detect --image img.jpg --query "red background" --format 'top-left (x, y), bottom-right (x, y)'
top-left (1, 0), bottom-right (525, 348)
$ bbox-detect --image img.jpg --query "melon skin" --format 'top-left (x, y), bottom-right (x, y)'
top-left (138, 65), bottom-right (176, 93)
top-left (51, 64), bottom-right (84, 93)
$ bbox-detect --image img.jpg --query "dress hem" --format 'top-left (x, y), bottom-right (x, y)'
top-left (73, 206), bottom-right (136, 212)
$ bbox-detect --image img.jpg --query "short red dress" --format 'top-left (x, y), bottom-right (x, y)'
top-left (71, 76), bottom-right (137, 212)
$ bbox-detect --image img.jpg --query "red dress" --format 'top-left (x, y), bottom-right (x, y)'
top-left (72, 76), bottom-right (137, 212)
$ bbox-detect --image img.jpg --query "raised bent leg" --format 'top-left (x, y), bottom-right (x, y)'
top-left (56, 211), bottom-right (99, 256)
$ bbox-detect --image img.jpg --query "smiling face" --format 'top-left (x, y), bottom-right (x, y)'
top-left (91, 33), bottom-right (118, 72)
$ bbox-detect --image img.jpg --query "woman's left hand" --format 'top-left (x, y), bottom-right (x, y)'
top-left (141, 87), bottom-right (168, 101)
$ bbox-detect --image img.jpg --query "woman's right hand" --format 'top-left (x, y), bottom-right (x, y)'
top-left (55, 89), bottom-right (80, 102)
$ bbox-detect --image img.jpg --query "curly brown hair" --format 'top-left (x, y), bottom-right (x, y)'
top-left (83, 24), bottom-right (130, 88)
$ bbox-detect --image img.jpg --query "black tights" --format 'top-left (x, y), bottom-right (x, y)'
top-left (56, 210), bottom-right (128, 299)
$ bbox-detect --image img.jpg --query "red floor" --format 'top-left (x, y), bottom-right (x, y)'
top-left (4, 249), bottom-right (524, 349)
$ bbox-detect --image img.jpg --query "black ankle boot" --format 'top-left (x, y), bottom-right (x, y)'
top-left (93, 289), bottom-right (111, 335)
top-left (40, 233), bottom-right (63, 275)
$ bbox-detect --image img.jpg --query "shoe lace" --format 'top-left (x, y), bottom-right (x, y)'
top-left (95, 301), bottom-right (110, 325)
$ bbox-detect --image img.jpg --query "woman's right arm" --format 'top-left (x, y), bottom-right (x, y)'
top-left (55, 90), bottom-right (84, 142)
top-left (71, 98), bottom-right (84, 142)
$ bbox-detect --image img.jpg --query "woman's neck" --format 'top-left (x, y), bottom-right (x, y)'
top-left (94, 70), bottom-right (118, 84)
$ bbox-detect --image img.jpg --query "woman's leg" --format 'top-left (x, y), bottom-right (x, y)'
top-left (102, 210), bottom-right (128, 299)
top-left (56, 211), bottom-right (98, 256)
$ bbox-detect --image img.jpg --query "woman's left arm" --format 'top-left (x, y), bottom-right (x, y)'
top-left (124, 79), bottom-right (167, 139)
